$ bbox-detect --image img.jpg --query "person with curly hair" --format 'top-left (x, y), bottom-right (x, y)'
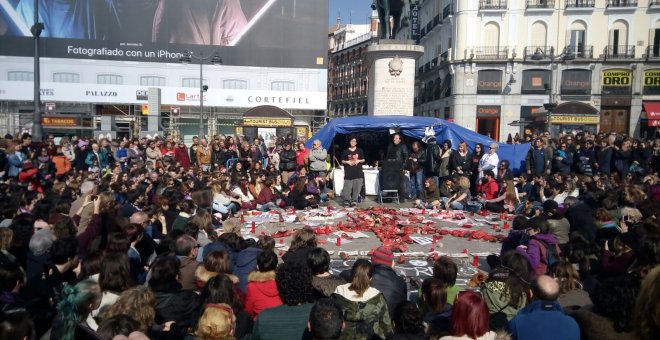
top-left (99, 286), bottom-right (156, 335)
top-left (252, 261), bottom-right (314, 340)
top-left (569, 275), bottom-right (639, 340)
top-left (196, 303), bottom-right (237, 340)
top-left (199, 275), bottom-right (252, 339)
top-left (282, 227), bottom-right (317, 267)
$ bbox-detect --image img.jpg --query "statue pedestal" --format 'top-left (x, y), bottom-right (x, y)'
top-left (366, 41), bottom-right (424, 116)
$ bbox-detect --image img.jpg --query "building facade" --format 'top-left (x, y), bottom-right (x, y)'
top-left (414, 0), bottom-right (660, 140)
top-left (327, 13), bottom-right (379, 117)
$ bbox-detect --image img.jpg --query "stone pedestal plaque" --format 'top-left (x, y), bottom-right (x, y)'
top-left (366, 41), bottom-right (424, 116)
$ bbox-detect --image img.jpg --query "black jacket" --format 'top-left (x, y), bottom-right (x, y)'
top-left (386, 143), bottom-right (409, 165)
top-left (565, 202), bottom-right (597, 242)
top-left (423, 142), bottom-right (441, 176)
top-left (282, 246), bottom-right (313, 268)
top-left (152, 282), bottom-right (201, 331)
top-left (279, 149), bottom-right (297, 171)
top-left (371, 264), bottom-right (408, 318)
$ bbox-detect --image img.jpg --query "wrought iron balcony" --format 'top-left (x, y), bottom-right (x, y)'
top-left (604, 45), bottom-right (635, 59)
top-left (606, 0), bottom-right (637, 7)
top-left (479, 0), bottom-right (507, 10)
top-left (566, 0), bottom-right (595, 8)
top-left (527, 0), bottom-right (555, 8)
top-left (524, 46), bottom-right (555, 60)
top-left (563, 45), bottom-right (594, 59)
top-left (472, 46), bottom-right (509, 60)
top-left (646, 45), bottom-right (660, 59)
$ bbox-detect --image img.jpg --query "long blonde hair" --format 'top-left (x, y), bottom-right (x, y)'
top-left (99, 286), bottom-right (155, 333)
top-left (196, 303), bottom-right (236, 340)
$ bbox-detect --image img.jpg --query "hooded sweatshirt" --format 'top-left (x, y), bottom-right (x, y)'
top-left (245, 270), bottom-right (282, 319)
top-left (517, 232), bottom-right (560, 276)
top-left (333, 283), bottom-right (392, 340)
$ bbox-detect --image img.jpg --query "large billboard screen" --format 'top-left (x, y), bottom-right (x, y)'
top-left (0, 0), bottom-right (328, 69)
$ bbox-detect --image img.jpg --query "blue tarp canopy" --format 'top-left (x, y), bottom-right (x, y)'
top-left (306, 116), bottom-right (530, 173)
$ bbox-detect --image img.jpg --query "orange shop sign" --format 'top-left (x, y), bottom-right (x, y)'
top-left (41, 116), bottom-right (77, 127)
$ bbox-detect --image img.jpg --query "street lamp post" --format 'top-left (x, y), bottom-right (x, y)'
top-left (31, 0), bottom-right (44, 141)
top-left (180, 51), bottom-right (222, 138)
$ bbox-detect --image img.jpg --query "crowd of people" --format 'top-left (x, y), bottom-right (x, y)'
top-left (0, 129), bottom-right (658, 340)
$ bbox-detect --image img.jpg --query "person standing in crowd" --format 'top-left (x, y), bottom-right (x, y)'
top-left (423, 135), bottom-right (442, 189)
top-left (526, 138), bottom-right (552, 176)
top-left (85, 143), bottom-right (109, 171)
top-left (451, 141), bottom-right (471, 177)
top-left (596, 134), bottom-right (615, 175)
top-left (340, 137), bottom-right (365, 207)
top-left (279, 142), bottom-right (296, 186)
top-left (438, 140), bottom-right (453, 183)
top-left (385, 134), bottom-right (409, 200)
top-left (478, 143), bottom-right (500, 180)
top-left (406, 140), bottom-right (425, 200)
top-left (296, 142), bottom-right (309, 168)
top-left (469, 143), bottom-right (485, 194)
top-left (308, 139), bottom-right (328, 180)
top-left (196, 138), bottom-right (212, 172)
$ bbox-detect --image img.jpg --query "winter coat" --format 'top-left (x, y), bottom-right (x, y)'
top-left (558, 288), bottom-right (592, 312)
top-left (481, 266), bottom-right (528, 326)
top-left (177, 256), bottom-right (199, 290)
top-left (308, 147), bottom-right (328, 172)
top-left (525, 146), bottom-right (553, 174)
top-left (145, 147), bottom-right (162, 162)
top-left (370, 264), bottom-right (407, 319)
top-left (565, 203), bottom-right (597, 242)
top-left (7, 152), bottom-right (25, 177)
top-left (385, 143), bottom-right (409, 165)
top-left (174, 146), bottom-right (191, 168)
top-left (312, 274), bottom-right (346, 299)
top-left (439, 150), bottom-right (453, 178)
top-left (508, 300), bottom-right (580, 340)
top-left (547, 217), bottom-right (570, 245)
top-left (282, 246), bottom-right (313, 268)
top-left (196, 146), bottom-right (212, 166)
top-left (152, 282), bottom-right (200, 331)
top-left (333, 284), bottom-right (392, 340)
top-left (52, 155), bottom-right (71, 177)
top-left (84, 150), bottom-right (109, 168)
top-left (569, 306), bottom-right (636, 340)
top-left (296, 148), bottom-right (309, 166)
top-left (423, 142), bottom-right (441, 176)
top-left (233, 246), bottom-right (262, 292)
top-left (516, 233), bottom-right (560, 276)
top-left (279, 149), bottom-right (296, 171)
top-left (245, 270), bottom-right (282, 319)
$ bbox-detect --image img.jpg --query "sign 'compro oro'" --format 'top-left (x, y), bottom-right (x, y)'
top-left (602, 69), bottom-right (632, 95)
top-left (644, 69), bottom-right (660, 95)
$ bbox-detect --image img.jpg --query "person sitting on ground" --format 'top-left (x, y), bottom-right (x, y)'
top-left (508, 275), bottom-right (580, 340)
top-left (548, 261), bottom-right (592, 312)
top-left (307, 298), bottom-right (344, 340)
top-left (442, 176), bottom-right (471, 211)
top-left (368, 246), bottom-right (407, 319)
top-left (414, 177), bottom-right (441, 209)
top-left (196, 303), bottom-right (236, 340)
top-left (245, 251), bottom-right (282, 320)
top-left (282, 227), bottom-right (317, 267)
top-left (440, 291), bottom-right (502, 340)
top-left (477, 170), bottom-right (499, 201)
top-left (251, 261), bottom-right (315, 340)
top-left (422, 278), bottom-right (452, 337)
top-left (483, 179), bottom-right (519, 214)
top-left (390, 301), bottom-right (426, 340)
top-left (516, 216), bottom-right (561, 277)
top-left (175, 235), bottom-right (200, 290)
top-left (307, 247), bottom-right (345, 299)
top-left (49, 280), bottom-right (103, 339)
top-left (481, 251), bottom-right (530, 330)
top-left (333, 259), bottom-right (392, 339)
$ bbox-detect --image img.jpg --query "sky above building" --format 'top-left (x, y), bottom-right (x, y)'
top-left (328, 0), bottom-right (374, 27)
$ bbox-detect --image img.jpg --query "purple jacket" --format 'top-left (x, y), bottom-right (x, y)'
top-left (517, 233), bottom-right (558, 274)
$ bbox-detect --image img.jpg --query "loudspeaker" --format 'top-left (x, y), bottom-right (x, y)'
top-left (380, 161), bottom-right (402, 191)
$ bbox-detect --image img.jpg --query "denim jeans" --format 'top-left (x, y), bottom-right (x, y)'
top-left (259, 202), bottom-right (278, 212)
top-left (408, 170), bottom-right (424, 199)
top-left (441, 197), bottom-right (465, 210)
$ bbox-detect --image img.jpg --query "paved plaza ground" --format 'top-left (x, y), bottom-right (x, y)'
top-left (239, 196), bottom-right (509, 290)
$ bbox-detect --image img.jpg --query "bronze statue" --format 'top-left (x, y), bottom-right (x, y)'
top-left (372, 0), bottom-right (410, 40)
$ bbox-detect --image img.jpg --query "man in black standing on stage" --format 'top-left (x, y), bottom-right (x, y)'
top-left (385, 133), bottom-right (409, 201)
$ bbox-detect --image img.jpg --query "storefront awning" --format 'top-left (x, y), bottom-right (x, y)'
top-left (643, 102), bottom-right (660, 120)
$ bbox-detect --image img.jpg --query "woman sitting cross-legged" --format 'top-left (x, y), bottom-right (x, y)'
top-left (442, 176), bottom-right (472, 211)
top-left (414, 177), bottom-right (442, 209)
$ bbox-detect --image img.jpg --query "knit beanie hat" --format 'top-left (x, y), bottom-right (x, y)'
top-left (371, 246), bottom-right (394, 267)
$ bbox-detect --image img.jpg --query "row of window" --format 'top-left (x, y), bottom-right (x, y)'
top-left (6, 72), bottom-right (296, 91)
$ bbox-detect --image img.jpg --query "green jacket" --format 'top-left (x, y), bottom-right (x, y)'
top-left (333, 284), bottom-right (392, 340)
top-left (252, 303), bottom-right (313, 340)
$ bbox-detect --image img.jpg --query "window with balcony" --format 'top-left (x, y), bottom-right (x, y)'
top-left (223, 79), bottom-right (248, 89)
top-left (53, 72), bottom-right (80, 83)
top-left (527, 0), bottom-right (554, 8)
top-left (97, 74), bottom-right (123, 85)
top-left (607, 0), bottom-right (637, 7)
top-left (606, 21), bottom-right (634, 59)
top-left (480, 0), bottom-right (507, 10)
top-left (140, 76), bottom-right (166, 87)
top-left (8, 71), bottom-right (33, 81)
top-left (271, 81), bottom-right (295, 91)
top-left (566, 0), bottom-right (594, 8)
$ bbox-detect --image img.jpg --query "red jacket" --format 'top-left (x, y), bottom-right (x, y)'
top-left (478, 178), bottom-right (499, 200)
top-left (245, 270), bottom-right (282, 319)
top-left (174, 146), bottom-right (191, 168)
top-left (296, 148), bottom-right (309, 166)
top-left (18, 168), bottom-right (42, 193)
